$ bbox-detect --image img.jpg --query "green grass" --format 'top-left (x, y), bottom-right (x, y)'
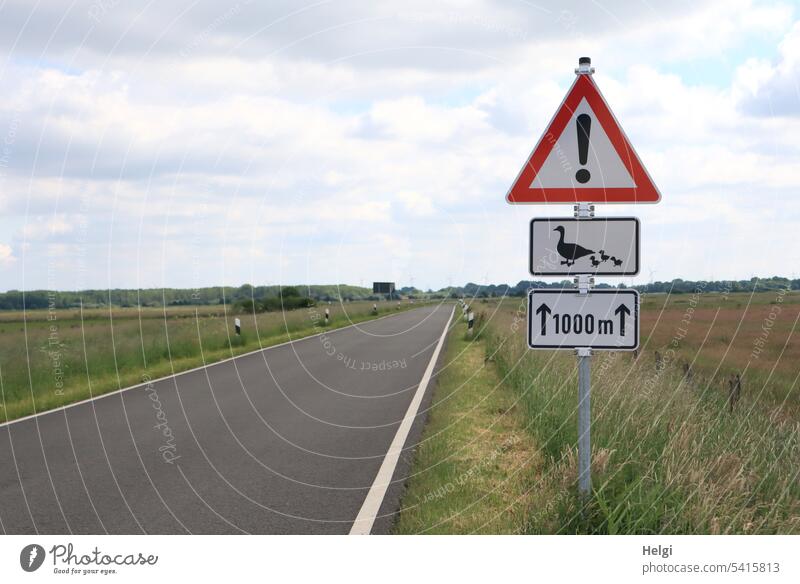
top-left (394, 314), bottom-right (535, 534)
top-left (397, 294), bottom-right (800, 534)
top-left (0, 301), bottom-right (421, 423)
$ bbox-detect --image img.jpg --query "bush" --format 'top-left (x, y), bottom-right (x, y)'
top-left (235, 295), bottom-right (315, 313)
top-left (280, 286), bottom-right (301, 298)
top-left (237, 299), bottom-right (256, 313)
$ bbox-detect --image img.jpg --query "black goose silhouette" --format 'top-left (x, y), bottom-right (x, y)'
top-left (554, 226), bottom-right (595, 266)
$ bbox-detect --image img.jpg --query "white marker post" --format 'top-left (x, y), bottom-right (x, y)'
top-left (324, 308), bottom-right (330, 325)
top-left (234, 317), bottom-right (241, 336)
top-left (467, 311), bottom-right (475, 336)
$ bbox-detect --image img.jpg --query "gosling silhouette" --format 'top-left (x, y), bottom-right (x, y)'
top-left (590, 256), bottom-right (601, 267)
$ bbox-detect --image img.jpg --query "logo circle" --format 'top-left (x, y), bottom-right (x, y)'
top-left (20, 544), bottom-right (46, 572)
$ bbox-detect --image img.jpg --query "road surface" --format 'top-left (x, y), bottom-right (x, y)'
top-left (0, 304), bottom-right (454, 534)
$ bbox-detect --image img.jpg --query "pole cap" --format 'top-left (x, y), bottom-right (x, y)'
top-left (575, 57), bottom-right (595, 75)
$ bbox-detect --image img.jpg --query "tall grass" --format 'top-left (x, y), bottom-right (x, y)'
top-left (482, 296), bottom-right (799, 534)
top-left (0, 300), bottom-right (419, 423)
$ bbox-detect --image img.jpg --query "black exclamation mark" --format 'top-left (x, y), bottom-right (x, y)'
top-left (575, 113), bottom-right (591, 184)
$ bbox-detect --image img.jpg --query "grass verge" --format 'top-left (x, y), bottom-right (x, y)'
top-left (393, 316), bottom-right (536, 534)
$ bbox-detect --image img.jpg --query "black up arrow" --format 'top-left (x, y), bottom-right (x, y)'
top-left (535, 303), bottom-right (551, 335)
top-left (614, 303), bottom-right (631, 336)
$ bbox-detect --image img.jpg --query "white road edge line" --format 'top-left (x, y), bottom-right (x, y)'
top-left (0, 308), bottom-right (425, 430)
top-left (349, 305), bottom-right (455, 535)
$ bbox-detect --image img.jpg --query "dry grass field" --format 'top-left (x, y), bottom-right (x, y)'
top-left (639, 290), bottom-right (800, 418)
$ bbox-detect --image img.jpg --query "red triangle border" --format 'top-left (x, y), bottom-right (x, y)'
top-left (506, 74), bottom-right (661, 204)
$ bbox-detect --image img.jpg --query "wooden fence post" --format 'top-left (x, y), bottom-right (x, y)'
top-left (728, 373), bottom-right (742, 412)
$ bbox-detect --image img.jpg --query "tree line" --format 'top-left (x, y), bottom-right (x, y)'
top-left (0, 277), bottom-right (796, 311)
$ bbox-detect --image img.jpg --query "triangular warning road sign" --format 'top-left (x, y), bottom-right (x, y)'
top-left (506, 73), bottom-right (661, 204)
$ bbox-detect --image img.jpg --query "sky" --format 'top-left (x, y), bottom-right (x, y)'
top-left (0, 0), bottom-right (799, 292)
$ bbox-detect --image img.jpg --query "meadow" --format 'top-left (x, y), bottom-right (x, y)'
top-left (0, 300), bottom-right (415, 423)
top-left (397, 290), bottom-right (799, 534)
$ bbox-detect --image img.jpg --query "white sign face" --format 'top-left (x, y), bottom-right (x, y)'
top-left (527, 289), bottom-right (639, 350)
top-left (533, 98), bottom-right (635, 190)
top-left (530, 217), bottom-right (639, 276)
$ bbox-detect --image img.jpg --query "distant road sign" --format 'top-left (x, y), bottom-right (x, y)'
top-left (372, 282), bottom-right (395, 294)
top-left (506, 71), bottom-right (660, 204)
top-left (528, 289), bottom-right (639, 350)
top-left (530, 217), bottom-right (639, 276)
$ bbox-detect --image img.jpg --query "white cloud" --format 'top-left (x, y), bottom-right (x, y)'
top-left (0, 1), bottom-right (798, 290)
top-left (613, 0), bottom-right (792, 62)
top-left (397, 191), bottom-right (435, 216)
top-left (736, 20), bottom-right (800, 116)
top-left (21, 216), bottom-right (75, 240)
top-left (0, 244), bottom-right (15, 266)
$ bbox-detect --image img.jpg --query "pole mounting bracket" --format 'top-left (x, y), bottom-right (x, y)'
top-left (574, 274), bottom-right (594, 294)
top-left (574, 202), bottom-right (595, 218)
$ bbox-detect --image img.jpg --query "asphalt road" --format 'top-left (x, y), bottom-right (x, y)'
top-left (0, 304), bottom-right (454, 534)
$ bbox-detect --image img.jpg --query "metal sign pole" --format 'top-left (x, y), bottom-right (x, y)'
top-left (575, 201), bottom-right (593, 500)
top-left (576, 346), bottom-right (592, 497)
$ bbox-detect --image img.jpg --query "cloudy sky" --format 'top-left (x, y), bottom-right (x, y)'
top-left (0, 0), bottom-right (798, 292)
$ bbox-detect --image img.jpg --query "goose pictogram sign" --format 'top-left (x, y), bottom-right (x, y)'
top-left (506, 71), bottom-right (661, 204)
